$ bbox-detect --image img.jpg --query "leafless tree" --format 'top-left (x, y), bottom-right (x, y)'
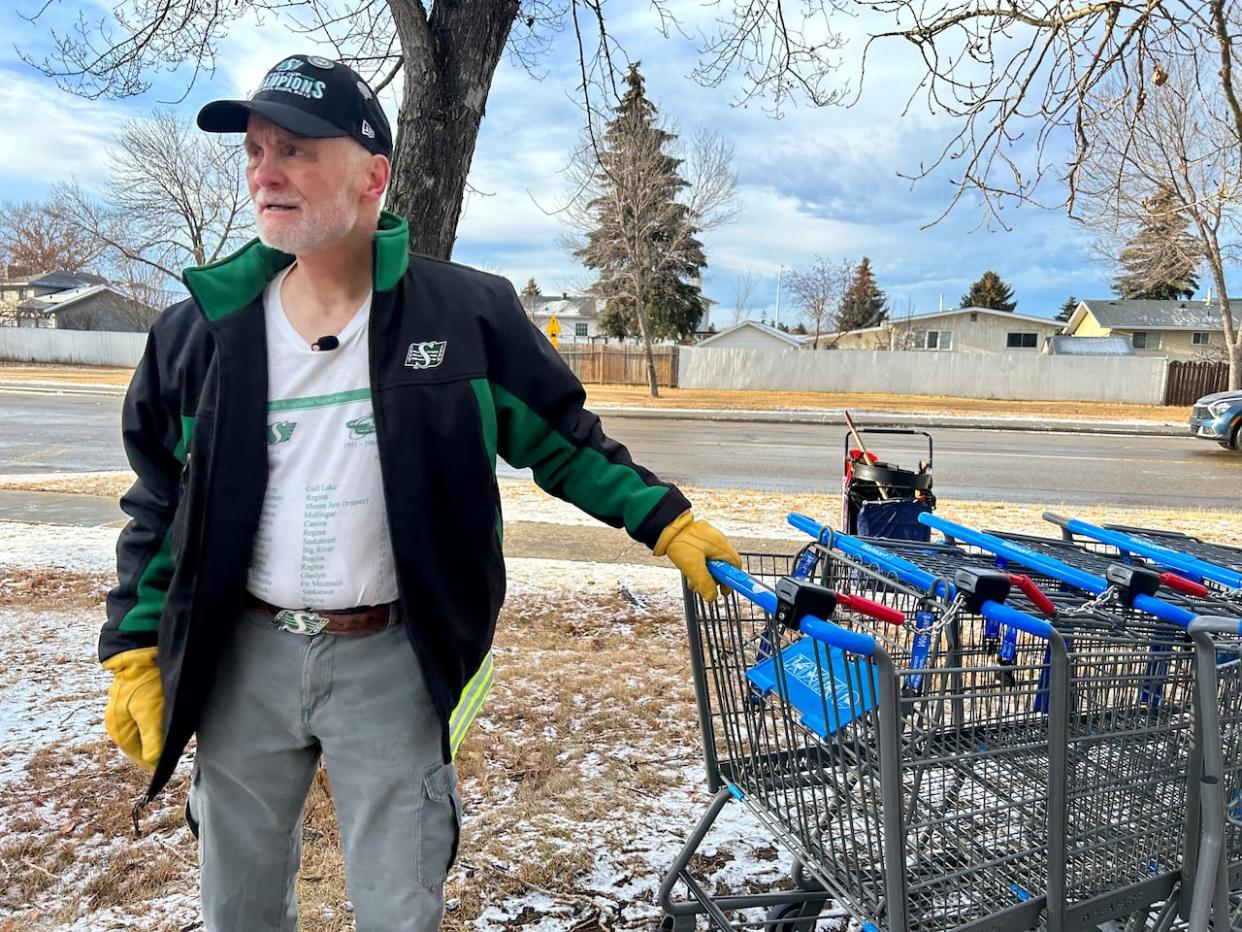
top-left (0, 200), bottom-right (104, 278)
top-left (788, 256), bottom-right (851, 349)
top-left (1076, 64), bottom-right (1242, 388)
top-left (847, 1), bottom-right (1242, 230)
top-left (52, 109), bottom-right (251, 291)
top-left (728, 266), bottom-right (759, 327)
top-left (565, 118), bottom-right (738, 397)
top-left (20, 1), bottom-right (848, 261)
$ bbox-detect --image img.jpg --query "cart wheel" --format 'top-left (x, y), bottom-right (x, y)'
top-left (765, 902), bottom-right (823, 931)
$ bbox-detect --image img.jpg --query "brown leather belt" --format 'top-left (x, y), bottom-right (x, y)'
top-left (245, 595), bottom-right (395, 636)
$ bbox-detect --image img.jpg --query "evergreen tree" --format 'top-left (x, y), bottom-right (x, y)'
top-left (1056, 295), bottom-right (1079, 323)
top-left (520, 278), bottom-right (542, 297)
top-left (960, 271), bottom-right (1017, 312)
top-left (574, 63), bottom-right (708, 393)
top-left (1112, 184), bottom-right (1199, 300)
top-left (837, 257), bottom-right (889, 331)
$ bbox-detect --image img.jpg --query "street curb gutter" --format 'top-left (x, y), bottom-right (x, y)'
top-left (0, 380), bottom-right (1185, 437)
top-left (591, 405), bottom-right (1186, 438)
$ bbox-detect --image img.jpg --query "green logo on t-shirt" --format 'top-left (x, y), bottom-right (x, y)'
top-left (346, 413), bottom-right (376, 439)
top-left (267, 420), bottom-right (297, 445)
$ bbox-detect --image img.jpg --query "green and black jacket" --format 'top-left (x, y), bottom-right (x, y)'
top-left (101, 211), bottom-right (691, 800)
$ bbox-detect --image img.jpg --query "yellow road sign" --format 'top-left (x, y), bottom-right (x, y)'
top-left (547, 315), bottom-right (560, 349)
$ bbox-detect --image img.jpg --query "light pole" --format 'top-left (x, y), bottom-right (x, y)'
top-left (774, 264), bottom-right (784, 328)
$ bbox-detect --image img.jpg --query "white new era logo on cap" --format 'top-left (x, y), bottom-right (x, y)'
top-left (361, 120), bottom-right (375, 139)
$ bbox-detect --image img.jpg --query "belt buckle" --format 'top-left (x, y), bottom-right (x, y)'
top-left (273, 609), bottom-right (330, 636)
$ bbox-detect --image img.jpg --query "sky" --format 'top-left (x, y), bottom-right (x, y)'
top-left (0, 1), bottom-right (1218, 325)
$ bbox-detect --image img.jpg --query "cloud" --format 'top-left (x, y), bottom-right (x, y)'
top-left (0, 68), bottom-right (125, 192)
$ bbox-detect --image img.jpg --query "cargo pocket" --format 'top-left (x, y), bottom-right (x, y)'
top-left (420, 759), bottom-right (461, 889)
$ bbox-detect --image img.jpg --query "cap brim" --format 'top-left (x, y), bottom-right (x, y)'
top-left (196, 98), bottom-right (347, 139)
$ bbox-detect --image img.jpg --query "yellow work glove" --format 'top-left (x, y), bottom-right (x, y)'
top-left (102, 647), bottom-right (164, 771)
top-left (655, 510), bottom-right (743, 602)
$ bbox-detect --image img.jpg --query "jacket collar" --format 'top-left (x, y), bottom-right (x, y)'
top-left (182, 210), bottom-right (410, 322)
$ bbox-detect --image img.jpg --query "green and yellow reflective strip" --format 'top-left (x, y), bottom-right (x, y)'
top-left (449, 650), bottom-right (495, 758)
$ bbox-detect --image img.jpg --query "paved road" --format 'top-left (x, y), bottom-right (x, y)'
top-left (2, 390), bottom-right (1239, 510)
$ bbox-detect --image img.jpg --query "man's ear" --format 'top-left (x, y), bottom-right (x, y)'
top-left (362, 154), bottom-right (391, 204)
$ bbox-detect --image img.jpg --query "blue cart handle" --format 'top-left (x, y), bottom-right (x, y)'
top-left (981, 599), bottom-right (1054, 640)
top-left (708, 560), bottom-right (877, 658)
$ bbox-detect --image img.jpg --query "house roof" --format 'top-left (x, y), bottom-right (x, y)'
top-left (523, 295), bottom-right (602, 320)
top-left (1044, 335), bottom-right (1136, 356)
top-left (1075, 298), bottom-right (1241, 331)
top-left (2, 270), bottom-right (108, 291)
top-left (827, 305), bottom-right (1063, 338)
top-left (17, 284), bottom-right (142, 317)
top-left (695, 320), bottom-right (804, 347)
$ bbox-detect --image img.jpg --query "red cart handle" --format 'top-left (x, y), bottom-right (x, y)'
top-left (1159, 572), bottom-right (1210, 597)
top-left (1007, 574), bottom-right (1057, 617)
top-left (836, 592), bottom-right (905, 626)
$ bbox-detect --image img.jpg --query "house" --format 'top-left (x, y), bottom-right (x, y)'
top-left (15, 283), bottom-right (157, 332)
top-left (521, 293), bottom-right (606, 343)
top-left (0, 270), bottom-right (108, 325)
top-left (827, 306), bottom-right (1065, 353)
top-left (693, 320), bottom-right (807, 350)
top-left (1042, 335), bottom-right (1135, 356)
top-left (1064, 298), bottom-right (1241, 359)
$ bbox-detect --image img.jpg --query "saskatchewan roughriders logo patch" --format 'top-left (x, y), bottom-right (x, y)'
top-left (405, 340), bottom-right (447, 369)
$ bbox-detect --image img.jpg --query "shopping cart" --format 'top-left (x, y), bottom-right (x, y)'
top-left (977, 526), bottom-right (1242, 619)
top-left (915, 512), bottom-right (1242, 927)
top-left (1040, 513), bottom-right (1242, 604)
top-left (1066, 520), bottom-right (1242, 576)
top-left (660, 541), bottom-right (1068, 930)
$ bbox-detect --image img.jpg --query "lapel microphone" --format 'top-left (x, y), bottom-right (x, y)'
top-left (311, 335), bottom-right (340, 352)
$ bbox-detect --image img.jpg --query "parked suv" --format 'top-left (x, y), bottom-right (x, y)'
top-left (1189, 389), bottom-right (1242, 451)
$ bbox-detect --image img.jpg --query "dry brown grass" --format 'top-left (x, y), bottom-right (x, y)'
top-left (0, 472), bottom-right (134, 498)
top-left (0, 568), bottom-right (112, 610)
top-left (0, 740), bottom-right (194, 929)
top-left (585, 385), bottom-right (1189, 423)
top-left (0, 365), bottom-right (134, 387)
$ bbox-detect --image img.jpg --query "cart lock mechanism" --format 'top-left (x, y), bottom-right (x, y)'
top-left (773, 577), bottom-right (838, 632)
top-left (1104, 563), bottom-right (1162, 606)
top-left (952, 568), bottom-right (1012, 612)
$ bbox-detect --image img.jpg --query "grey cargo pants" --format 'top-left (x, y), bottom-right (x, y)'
top-left (189, 606), bottom-right (460, 932)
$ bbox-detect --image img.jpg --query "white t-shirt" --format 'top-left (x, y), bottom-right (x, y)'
top-left (246, 265), bottom-right (399, 609)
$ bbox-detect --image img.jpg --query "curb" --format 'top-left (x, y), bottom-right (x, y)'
top-left (0, 380), bottom-right (1185, 436)
top-left (0, 381), bottom-right (126, 397)
top-left (590, 406), bottom-right (1186, 437)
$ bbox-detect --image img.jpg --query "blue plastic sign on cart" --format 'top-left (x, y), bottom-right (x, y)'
top-left (746, 638), bottom-right (877, 739)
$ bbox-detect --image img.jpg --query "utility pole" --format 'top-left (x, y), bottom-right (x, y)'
top-left (774, 264), bottom-right (784, 328)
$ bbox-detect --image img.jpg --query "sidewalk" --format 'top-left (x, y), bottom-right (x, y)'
top-left (0, 364), bottom-right (1189, 435)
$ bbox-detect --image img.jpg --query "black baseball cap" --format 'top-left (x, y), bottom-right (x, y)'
top-left (197, 54), bottom-right (393, 158)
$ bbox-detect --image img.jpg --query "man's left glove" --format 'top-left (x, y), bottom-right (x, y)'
top-left (655, 510), bottom-right (743, 602)
top-left (102, 647), bottom-right (164, 771)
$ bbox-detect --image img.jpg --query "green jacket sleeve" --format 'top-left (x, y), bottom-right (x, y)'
top-left (483, 283), bottom-right (690, 549)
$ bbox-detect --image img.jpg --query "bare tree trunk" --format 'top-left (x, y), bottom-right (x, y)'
top-left (386, 0), bottom-right (519, 259)
top-left (1206, 258), bottom-right (1241, 390)
top-left (633, 277), bottom-right (659, 398)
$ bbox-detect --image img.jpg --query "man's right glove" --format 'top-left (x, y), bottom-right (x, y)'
top-left (102, 647), bottom-right (164, 771)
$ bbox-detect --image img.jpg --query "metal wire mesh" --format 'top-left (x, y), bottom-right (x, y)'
top-left (688, 551), bottom-right (1056, 930)
top-left (682, 541), bottom-right (1237, 929)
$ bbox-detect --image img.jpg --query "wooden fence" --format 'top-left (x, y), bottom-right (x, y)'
top-left (1164, 360), bottom-right (1229, 405)
top-left (557, 345), bottom-right (679, 387)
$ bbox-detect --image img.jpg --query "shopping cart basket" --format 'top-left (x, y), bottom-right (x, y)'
top-left (916, 512), bottom-right (1241, 927)
top-left (662, 544), bottom-right (1067, 931)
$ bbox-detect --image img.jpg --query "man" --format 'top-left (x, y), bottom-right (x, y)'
top-left (100, 54), bottom-right (740, 931)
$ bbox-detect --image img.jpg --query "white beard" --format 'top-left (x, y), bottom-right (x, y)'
top-left (255, 192), bottom-right (359, 255)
